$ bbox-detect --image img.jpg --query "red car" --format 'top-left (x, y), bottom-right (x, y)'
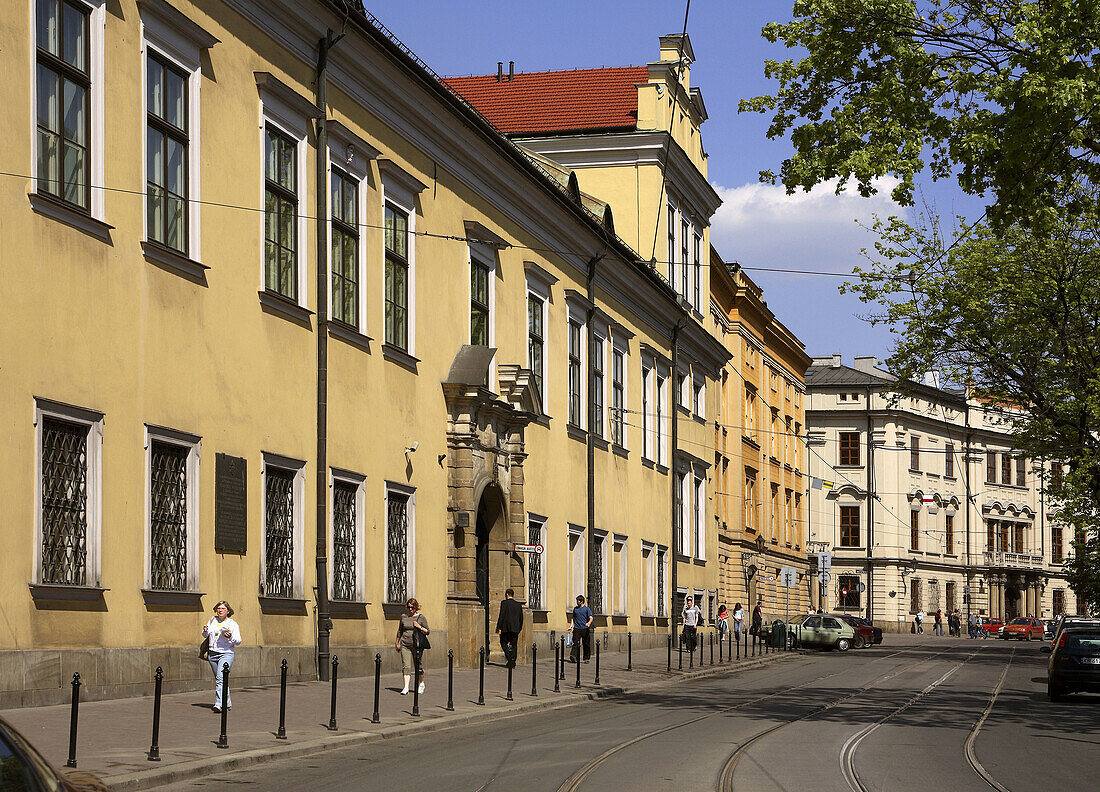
top-left (836, 614), bottom-right (876, 648)
top-left (981, 617), bottom-right (1004, 635)
top-left (1002, 617), bottom-right (1044, 640)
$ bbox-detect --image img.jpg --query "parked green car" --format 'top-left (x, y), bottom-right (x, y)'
top-left (787, 614), bottom-right (856, 651)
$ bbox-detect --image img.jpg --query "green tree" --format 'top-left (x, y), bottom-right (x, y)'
top-left (741, 0), bottom-right (1100, 226)
top-left (848, 203), bottom-right (1100, 611)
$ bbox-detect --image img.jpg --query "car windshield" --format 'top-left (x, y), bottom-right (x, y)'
top-left (788, 615), bottom-right (808, 626)
top-left (1063, 633), bottom-right (1100, 651)
top-left (1009, 618), bottom-right (1029, 625)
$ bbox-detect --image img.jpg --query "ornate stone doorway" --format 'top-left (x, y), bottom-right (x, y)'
top-left (475, 483), bottom-right (509, 659)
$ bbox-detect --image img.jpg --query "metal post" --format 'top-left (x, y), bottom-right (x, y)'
top-left (575, 646), bottom-right (581, 688)
top-left (531, 642), bottom-right (538, 697)
top-left (752, 630), bottom-right (756, 657)
top-left (371, 653), bottom-right (381, 724)
top-left (147, 667), bottom-right (163, 761)
top-left (506, 660), bottom-right (513, 702)
top-left (277, 659), bottom-right (288, 739)
top-left (328, 656), bottom-right (339, 729)
top-left (688, 633), bottom-right (694, 669)
top-left (736, 628), bottom-right (740, 660)
top-left (710, 631), bottom-right (714, 665)
top-left (594, 638), bottom-right (600, 685)
top-left (477, 647), bottom-right (485, 705)
top-left (559, 636), bottom-right (566, 680)
top-left (554, 641), bottom-right (561, 692)
top-left (627, 632), bottom-right (632, 671)
top-left (719, 629), bottom-right (723, 663)
top-left (65, 673), bottom-right (80, 767)
top-left (216, 663), bottom-right (229, 749)
top-left (678, 633), bottom-right (683, 670)
top-left (411, 651), bottom-right (420, 717)
top-left (446, 650), bottom-right (455, 711)
top-left (667, 633), bottom-right (672, 673)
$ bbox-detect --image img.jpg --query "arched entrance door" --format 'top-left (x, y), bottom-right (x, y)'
top-left (476, 483), bottom-right (509, 661)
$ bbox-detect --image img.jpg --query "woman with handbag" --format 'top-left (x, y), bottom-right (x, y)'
top-left (201, 601), bottom-right (242, 712)
top-left (395, 598), bottom-right (430, 695)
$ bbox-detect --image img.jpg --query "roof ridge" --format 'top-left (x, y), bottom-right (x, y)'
top-left (443, 64), bottom-right (645, 80)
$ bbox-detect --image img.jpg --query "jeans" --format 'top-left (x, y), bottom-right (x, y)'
top-left (208, 651), bottom-right (234, 709)
top-left (934, 623), bottom-right (943, 635)
top-left (569, 627), bottom-right (591, 661)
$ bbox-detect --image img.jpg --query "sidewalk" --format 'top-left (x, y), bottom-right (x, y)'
top-left (2, 638), bottom-right (795, 791)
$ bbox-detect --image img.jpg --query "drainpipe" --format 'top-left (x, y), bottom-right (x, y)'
top-left (866, 384), bottom-right (874, 623)
top-left (964, 408), bottom-right (973, 624)
top-left (670, 315), bottom-right (686, 644)
top-left (586, 255), bottom-right (603, 612)
top-left (314, 27), bottom-right (344, 682)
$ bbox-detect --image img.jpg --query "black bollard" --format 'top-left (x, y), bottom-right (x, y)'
top-left (477, 647), bottom-right (485, 705)
top-left (371, 653), bottom-right (381, 724)
top-left (719, 630), bottom-right (723, 663)
top-left (575, 645), bottom-right (582, 688)
top-left (627, 632), bottom-right (632, 671)
top-left (66, 672), bottom-right (80, 767)
top-left (667, 632), bottom-right (672, 673)
top-left (216, 663), bottom-right (229, 749)
top-left (594, 639), bottom-right (600, 685)
top-left (531, 642), bottom-right (538, 697)
top-left (328, 656), bottom-right (339, 730)
top-left (506, 660), bottom-right (513, 702)
top-left (554, 641), bottom-right (560, 692)
top-left (688, 633), bottom-right (694, 669)
top-left (147, 666), bottom-right (163, 761)
top-left (678, 633), bottom-right (683, 670)
top-left (559, 636), bottom-right (566, 681)
top-left (710, 632), bottom-right (715, 665)
top-left (411, 651), bottom-right (421, 717)
top-left (446, 650), bottom-right (455, 711)
top-left (277, 659), bottom-right (288, 739)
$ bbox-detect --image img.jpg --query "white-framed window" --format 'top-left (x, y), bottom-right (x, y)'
top-left (641, 541), bottom-right (655, 616)
top-left (744, 386), bottom-right (756, 440)
top-left (694, 472), bottom-right (706, 561)
top-left (676, 366), bottom-right (689, 411)
top-left (656, 368), bottom-right (669, 466)
top-left (34, 398), bottom-right (103, 587)
top-left (567, 305), bottom-right (587, 428)
top-left (33, 0), bottom-right (106, 219)
top-left (677, 469), bottom-right (690, 555)
top-left (642, 358), bottom-right (654, 460)
top-left (567, 524), bottom-right (585, 607)
top-left (379, 160), bottom-right (426, 356)
top-left (680, 215), bottom-right (690, 303)
top-left (326, 124), bottom-right (375, 333)
top-left (384, 481), bottom-right (416, 603)
top-left (524, 263), bottom-right (555, 414)
top-left (611, 343), bottom-right (626, 447)
top-left (667, 201), bottom-right (677, 289)
top-left (612, 534), bottom-right (627, 616)
top-left (592, 530), bottom-right (608, 613)
top-left (692, 374), bottom-right (705, 419)
top-left (140, 0), bottom-right (215, 258)
top-left (692, 227), bottom-right (702, 310)
top-left (261, 452), bottom-right (306, 598)
top-left (330, 469), bottom-right (365, 602)
top-left (591, 332), bottom-right (606, 439)
top-left (469, 244), bottom-right (495, 347)
top-left (527, 514), bottom-right (547, 609)
top-left (144, 424), bottom-right (201, 592)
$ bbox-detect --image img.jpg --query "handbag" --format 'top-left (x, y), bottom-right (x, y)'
top-left (198, 635), bottom-right (210, 660)
top-left (412, 622), bottom-right (431, 651)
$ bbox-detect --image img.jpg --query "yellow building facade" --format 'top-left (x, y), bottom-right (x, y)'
top-left (0, 0), bottom-right (728, 706)
top-left (710, 255), bottom-right (814, 623)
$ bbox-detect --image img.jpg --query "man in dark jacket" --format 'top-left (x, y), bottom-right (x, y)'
top-left (496, 588), bottom-right (524, 668)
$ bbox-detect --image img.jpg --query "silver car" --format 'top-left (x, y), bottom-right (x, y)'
top-left (788, 614), bottom-right (856, 651)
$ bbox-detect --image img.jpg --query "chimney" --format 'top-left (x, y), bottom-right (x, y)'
top-left (923, 370), bottom-right (941, 389)
top-left (509, 60), bottom-right (515, 81)
top-left (810, 354), bottom-right (843, 368)
top-left (497, 62), bottom-right (503, 82)
top-left (853, 356), bottom-right (878, 373)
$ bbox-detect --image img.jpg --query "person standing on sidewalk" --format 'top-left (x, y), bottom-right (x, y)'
top-left (717, 604), bottom-right (729, 638)
top-left (915, 610), bottom-right (925, 634)
top-left (202, 601), bottom-right (242, 713)
top-left (732, 602), bottom-right (745, 642)
top-left (396, 598), bottom-right (430, 695)
top-left (495, 588), bottom-right (523, 668)
top-left (751, 600), bottom-right (763, 639)
top-left (682, 595), bottom-right (702, 653)
top-left (568, 595), bottom-right (593, 664)
top-left (934, 609), bottom-right (943, 636)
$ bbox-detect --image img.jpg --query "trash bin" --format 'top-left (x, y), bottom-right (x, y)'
top-left (771, 619), bottom-right (785, 648)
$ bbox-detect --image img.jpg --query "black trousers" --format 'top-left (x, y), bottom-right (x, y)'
top-left (570, 628), bottom-right (591, 661)
top-left (499, 631), bottom-right (519, 667)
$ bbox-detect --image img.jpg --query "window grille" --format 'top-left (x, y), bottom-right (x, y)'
top-left (910, 578), bottom-right (922, 613)
top-left (589, 535), bottom-right (604, 613)
top-left (41, 417), bottom-right (88, 585)
top-left (332, 481), bottom-right (357, 601)
top-left (149, 441), bottom-right (188, 591)
top-left (528, 521), bottom-right (542, 609)
top-left (928, 579), bottom-right (941, 612)
top-left (946, 581), bottom-right (956, 612)
top-left (386, 492), bottom-right (409, 603)
top-left (838, 574), bottom-right (860, 609)
top-left (656, 548), bottom-right (666, 616)
top-left (264, 468), bottom-right (295, 597)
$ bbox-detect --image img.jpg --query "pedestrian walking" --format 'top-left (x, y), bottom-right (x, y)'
top-left (751, 600), bottom-right (763, 638)
top-left (967, 612), bottom-right (977, 638)
top-left (395, 598), bottom-right (430, 695)
top-left (732, 602), bottom-right (744, 642)
top-left (717, 604), bottom-right (729, 637)
top-left (682, 595), bottom-right (702, 653)
top-left (201, 601), bottom-right (242, 712)
top-left (567, 595), bottom-right (593, 664)
top-left (495, 588), bottom-right (523, 668)
top-left (976, 614), bottom-right (985, 638)
top-left (934, 609), bottom-right (943, 636)
top-left (915, 610), bottom-right (924, 634)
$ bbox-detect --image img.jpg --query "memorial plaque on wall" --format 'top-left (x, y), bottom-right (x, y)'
top-left (215, 453), bottom-right (247, 554)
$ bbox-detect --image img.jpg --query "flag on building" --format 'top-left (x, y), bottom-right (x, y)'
top-left (811, 477), bottom-right (823, 489)
top-left (822, 480), bottom-right (835, 490)
top-left (923, 495), bottom-right (935, 504)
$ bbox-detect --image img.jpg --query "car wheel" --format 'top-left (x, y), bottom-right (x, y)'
top-left (853, 635), bottom-right (866, 649)
top-left (1048, 679), bottom-right (1062, 702)
top-left (1026, 631), bottom-right (1032, 641)
top-left (836, 638), bottom-right (851, 652)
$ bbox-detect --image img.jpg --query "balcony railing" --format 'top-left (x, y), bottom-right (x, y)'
top-left (984, 551), bottom-right (1043, 569)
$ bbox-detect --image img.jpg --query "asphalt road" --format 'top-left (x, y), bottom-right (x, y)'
top-left (154, 636), bottom-right (1100, 792)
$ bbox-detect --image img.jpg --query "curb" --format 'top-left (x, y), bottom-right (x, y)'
top-left (104, 651), bottom-right (802, 791)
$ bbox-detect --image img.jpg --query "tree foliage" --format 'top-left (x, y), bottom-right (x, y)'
top-left (741, 0), bottom-right (1100, 226)
top-left (848, 203), bottom-right (1100, 611)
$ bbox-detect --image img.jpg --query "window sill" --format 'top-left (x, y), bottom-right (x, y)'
top-left (258, 290), bottom-right (314, 329)
top-left (834, 465), bottom-right (863, 471)
top-left (742, 436), bottom-right (760, 450)
top-left (142, 241), bottom-right (209, 285)
top-left (29, 583), bottom-right (110, 605)
top-left (908, 468), bottom-right (922, 475)
top-left (677, 405), bottom-right (691, 416)
top-left (382, 343), bottom-right (419, 373)
top-left (382, 602), bottom-right (409, 618)
top-left (328, 321), bottom-right (373, 353)
top-left (141, 589), bottom-right (205, 609)
top-left (641, 457), bottom-right (655, 469)
top-left (612, 444), bottom-right (629, 460)
top-left (258, 596), bottom-right (308, 615)
top-left (693, 557), bottom-right (707, 566)
top-left (29, 192), bottom-right (114, 243)
top-left (591, 435), bottom-right (609, 452)
top-left (654, 463), bottom-right (669, 476)
top-left (329, 600), bottom-right (371, 619)
top-left (566, 424), bottom-right (587, 443)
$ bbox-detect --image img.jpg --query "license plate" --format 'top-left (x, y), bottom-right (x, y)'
top-left (1084, 657), bottom-right (1100, 665)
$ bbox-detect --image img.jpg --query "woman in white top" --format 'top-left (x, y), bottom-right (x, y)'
top-left (682, 596), bottom-right (702, 653)
top-left (732, 602), bottom-right (744, 641)
top-left (202, 600), bottom-right (242, 712)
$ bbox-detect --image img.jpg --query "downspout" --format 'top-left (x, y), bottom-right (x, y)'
top-left (866, 384), bottom-right (874, 623)
top-left (586, 255), bottom-right (599, 612)
top-left (315, 27), bottom-right (344, 682)
top-left (964, 409), bottom-right (972, 624)
top-left (670, 316), bottom-right (685, 644)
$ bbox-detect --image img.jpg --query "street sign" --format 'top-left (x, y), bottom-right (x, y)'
top-left (963, 585), bottom-right (971, 595)
top-left (512, 543), bottom-right (544, 554)
top-left (858, 582), bottom-right (866, 593)
top-left (817, 551), bottom-right (832, 571)
top-left (780, 567), bottom-right (798, 588)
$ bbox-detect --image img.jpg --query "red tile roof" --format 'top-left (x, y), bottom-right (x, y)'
top-left (443, 66), bottom-right (647, 135)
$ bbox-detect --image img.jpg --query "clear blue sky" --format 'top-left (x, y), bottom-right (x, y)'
top-left (368, 1), bottom-right (986, 366)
